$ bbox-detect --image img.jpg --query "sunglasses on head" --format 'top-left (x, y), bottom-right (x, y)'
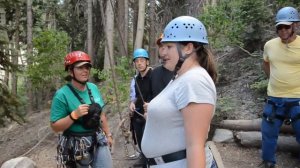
top-left (276, 24), bottom-right (292, 30)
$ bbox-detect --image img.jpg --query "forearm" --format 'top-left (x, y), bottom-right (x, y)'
top-left (182, 103), bottom-right (214, 168)
top-left (187, 145), bottom-right (206, 168)
top-left (263, 61), bottom-right (270, 78)
top-left (101, 113), bottom-right (111, 136)
top-left (50, 115), bottom-right (74, 132)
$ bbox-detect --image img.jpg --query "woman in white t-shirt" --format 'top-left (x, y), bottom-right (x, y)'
top-left (141, 16), bottom-right (218, 168)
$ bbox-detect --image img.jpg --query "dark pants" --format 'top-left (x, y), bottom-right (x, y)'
top-left (132, 117), bottom-right (145, 150)
top-left (132, 117), bottom-right (147, 167)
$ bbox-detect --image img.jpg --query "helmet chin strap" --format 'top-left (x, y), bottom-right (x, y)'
top-left (173, 43), bottom-right (196, 79)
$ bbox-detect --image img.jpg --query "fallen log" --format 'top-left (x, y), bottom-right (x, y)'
top-left (236, 131), bottom-right (300, 153)
top-left (218, 119), bottom-right (293, 134)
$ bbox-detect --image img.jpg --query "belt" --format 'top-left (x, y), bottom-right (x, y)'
top-left (147, 150), bottom-right (186, 165)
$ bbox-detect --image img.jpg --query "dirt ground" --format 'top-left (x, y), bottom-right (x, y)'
top-left (0, 108), bottom-right (299, 168)
top-left (1, 49), bottom-right (300, 168)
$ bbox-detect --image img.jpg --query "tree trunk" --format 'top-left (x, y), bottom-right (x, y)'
top-left (131, 0), bottom-right (138, 47)
top-left (236, 131), bottom-right (300, 153)
top-left (103, 0), bottom-right (115, 69)
top-left (148, 0), bottom-right (157, 65)
top-left (186, 0), bottom-right (202, 17)
top-left (124, 0), bottom-right (128, 56)
top-left (133, 0), bottom-right (145, 49)
top-left (117, 0), bottom-right (128, 57)
top-left (26, 0), bottom-right (33, 112)
top-left (87, 0), bottom-right (93, 60)
top-left (12, 4), bottom-right (21, 96)
top-left (218, 119), bottom-right (294, 134)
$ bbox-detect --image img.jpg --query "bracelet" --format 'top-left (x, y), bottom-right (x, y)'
top-left (69, 111), bottom-right (79, 121)
top-left (69, 114), bottom-right (76, 121)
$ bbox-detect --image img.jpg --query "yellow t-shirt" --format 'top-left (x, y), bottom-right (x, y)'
top-left (263, 35), bottom-right (300, 97)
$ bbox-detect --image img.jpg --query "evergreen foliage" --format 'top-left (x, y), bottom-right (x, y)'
top-left (27, 29), bottom-right (70, 89)
top-left (97, 56), bottom-right (134, 111)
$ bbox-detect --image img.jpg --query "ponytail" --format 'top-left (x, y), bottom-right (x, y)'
top-left (196, 44), bottom-right (218, 83)
top-left (179, 42), bottom-right (218, 83)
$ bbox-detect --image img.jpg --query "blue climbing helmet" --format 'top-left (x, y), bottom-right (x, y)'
top-left (161, 16), bottom-right (208, 44)
top-left (275, 7), bottom-right (300, 26)
top-left (133, 48), bottom-right (149, 61)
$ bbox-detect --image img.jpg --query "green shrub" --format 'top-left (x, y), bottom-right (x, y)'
top-left (250, 79), bottom-right (268, 95)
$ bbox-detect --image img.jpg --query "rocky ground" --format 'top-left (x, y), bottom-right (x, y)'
top-left (0, 48), bottom-right (300, 168)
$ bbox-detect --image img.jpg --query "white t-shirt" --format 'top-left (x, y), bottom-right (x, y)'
top-left (141, 67), bottom-right (216, 168)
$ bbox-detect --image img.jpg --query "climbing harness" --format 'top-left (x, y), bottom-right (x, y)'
top-left (263, 99), bottom-right (300, 125)
top-left (55, 83), bottom-right (107, 167)
top-left (56, 130), bottom-right (108, 167)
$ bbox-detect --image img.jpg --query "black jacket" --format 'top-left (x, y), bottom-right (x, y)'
top-left (134, 68), bottom-right (153, 117)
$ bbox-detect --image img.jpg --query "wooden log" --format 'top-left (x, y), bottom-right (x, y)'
top-left (236, 131), bottom-right (300, 153)
top-left (218, 119), bottom-right (294, 134)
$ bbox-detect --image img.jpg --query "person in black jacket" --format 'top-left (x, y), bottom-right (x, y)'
top-left (141, 35), bottom-right (175, 114)
top-left (150, 34), bottom-right (175, 98)
top-left (129, 48), bottom-right (152, 168)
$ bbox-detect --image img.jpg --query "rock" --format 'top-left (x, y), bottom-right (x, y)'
top-left (212, 129), bottom-right (234, 143)
top-left (1, 157), bottom-right (36, 168)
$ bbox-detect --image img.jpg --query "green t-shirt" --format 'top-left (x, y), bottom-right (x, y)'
top-left (50, 82), bottom-right (105, 133)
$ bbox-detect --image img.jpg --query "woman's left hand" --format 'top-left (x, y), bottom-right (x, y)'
top-left (107, 135), bottom-right (113, 148)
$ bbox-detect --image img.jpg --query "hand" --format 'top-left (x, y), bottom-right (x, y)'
top-left (107, 135), bottom-right (113, 147)
top-left (129, 102), bottom-right (135, 116)
top-left (74, 104), bottom-right (89, 118)
top-left (143, 112), bottom-right (148, 120)
top-left (143, 102), bottom-right (148, 113)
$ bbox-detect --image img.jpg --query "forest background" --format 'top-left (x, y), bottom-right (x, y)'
top-left (1, 0), bottom-right (300, 139)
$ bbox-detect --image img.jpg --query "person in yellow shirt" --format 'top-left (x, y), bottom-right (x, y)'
top-left (261, 6), bottom-right (300, 168)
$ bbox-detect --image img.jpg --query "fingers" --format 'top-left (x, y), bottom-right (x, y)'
top-left (129, 102), bottom-right (135, 112)
top-left (75, 104), bottom-right (89, 117)
top-left (107, 137), bottom-right (113, 147)
top-left (143, 102), bottom-right (148, 113)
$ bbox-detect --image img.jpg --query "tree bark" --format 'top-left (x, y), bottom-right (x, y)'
top-left (131, 0), bottom-right (138, 47)
top-left (148, 0), bottom-right (157, 65)
top-left (26, 0), bottom-right (33, 111)
top-left (186, 0), bottom-right (203, 17)
top-left (103, 0), bottom-right (115, 69)
top-left (117, 0), bottom-right (128, 57)
top-left (236, 131), bottom-right (300, 153)
top-left (12, 4), bottom-right (21, 96)
top-left (218, 119), bottom-right (294, 134)
top-left (87, 0), bottom-right (93, 60)
top-left (133, 0), bottom-right (145, 49)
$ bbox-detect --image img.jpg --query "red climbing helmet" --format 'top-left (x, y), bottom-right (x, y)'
top-left (64, 51), bottom-right (91, 71)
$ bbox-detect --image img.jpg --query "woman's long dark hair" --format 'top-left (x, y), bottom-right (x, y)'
top-left (180, 42), bottom-right (218, 83)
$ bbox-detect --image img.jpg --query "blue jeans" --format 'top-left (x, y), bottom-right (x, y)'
top-left (92, 145), bottom-right (113, 168)
top-left (75, 146), bottom-right (112, 168)
top-left (210, 158), bottom-right (218, 168)
top-left (261, 96), bottom-right (300, 164)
